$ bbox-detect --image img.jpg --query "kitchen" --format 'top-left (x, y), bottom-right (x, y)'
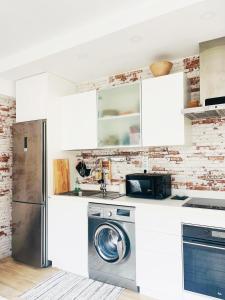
top-left (0, 1), bottom-right (225, 300)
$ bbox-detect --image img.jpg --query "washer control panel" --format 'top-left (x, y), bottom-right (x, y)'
top-left (88, 203), bottom-right (135, 223)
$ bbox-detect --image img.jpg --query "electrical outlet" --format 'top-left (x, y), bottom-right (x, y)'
top-left (142, 156), bottom-right (149, 172)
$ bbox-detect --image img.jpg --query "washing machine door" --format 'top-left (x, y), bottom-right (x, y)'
top-left (94, 222), bottom-right (129, 264)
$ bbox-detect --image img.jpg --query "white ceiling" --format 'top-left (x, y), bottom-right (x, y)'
top-left (0, 0), bottom-right (224, 83)
top-left (0, 0), bottom-right (154, 58)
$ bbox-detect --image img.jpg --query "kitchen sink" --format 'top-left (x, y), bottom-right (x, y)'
top-left (89, 192), bottom-right (123, 200)
top-left (59, 190), bottom-right (123, 200)
top-left (59, 190), bottom-right (100, 197)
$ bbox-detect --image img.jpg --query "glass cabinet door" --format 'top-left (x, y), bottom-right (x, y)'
top-left (97, 82), bottom-right (141, 147)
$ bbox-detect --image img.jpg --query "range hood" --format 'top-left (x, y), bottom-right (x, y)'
top-left (200, 36), bottom-right (225, 104)
top-left (183, 36), bottom-right (225, 120)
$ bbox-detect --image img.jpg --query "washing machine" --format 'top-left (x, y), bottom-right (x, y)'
top-left (88, 203), bottom-right (137, 291)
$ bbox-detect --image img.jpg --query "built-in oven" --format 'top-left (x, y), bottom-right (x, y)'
top-left (183, 224), bottom-right (225, 299)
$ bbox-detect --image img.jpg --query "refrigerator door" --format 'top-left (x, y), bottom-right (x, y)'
top-left (12, 201), bottom-right (47, 267)
top-left (12, 120), bottom-right (46, 204)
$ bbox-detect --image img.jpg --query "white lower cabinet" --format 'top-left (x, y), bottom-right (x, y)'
top-left (136, 206), bottom-right (183, 300)
top-left (48, 197), bottom-right (88, 277)
top-left (48, 199), bottom-right (213, 300)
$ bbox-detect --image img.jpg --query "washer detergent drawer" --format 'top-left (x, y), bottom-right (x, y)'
top-left (183, 241), bottom-right (225, 299)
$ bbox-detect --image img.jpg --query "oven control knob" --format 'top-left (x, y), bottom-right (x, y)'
top-left (108, 211), bottom-right (112, 217)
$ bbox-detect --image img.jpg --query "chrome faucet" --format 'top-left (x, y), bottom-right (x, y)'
top-left (98, 169), bottom-right (107, 196)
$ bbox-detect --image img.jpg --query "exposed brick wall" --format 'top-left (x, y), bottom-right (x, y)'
top-left (73, 56), bottom-right (225, 194)
top-left (0, 96), bottom-right (16, 259)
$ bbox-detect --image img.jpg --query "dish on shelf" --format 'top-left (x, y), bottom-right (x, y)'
top-left (118, 110), bottom-right (137, 115)
top-left (101, 135), bottom-right (119, 146)
top-left (129, 125), bottom-right (140, 133)
top-left (129, 132), bottom-right (140, 145)
top-left (101, 109), bottom-right (119, 117)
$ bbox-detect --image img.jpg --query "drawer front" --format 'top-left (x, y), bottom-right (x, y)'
top-left (136, 206), bottom-right (181, 235)
top-left (136, 229), bottom-right (181, 254)
top-left (136, 249), bottom-right (182, 292)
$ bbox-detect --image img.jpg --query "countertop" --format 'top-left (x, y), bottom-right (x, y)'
top-left (49, 193), bottom-right (191, 208)
top-left (49, 193), bottom-right (225, 232)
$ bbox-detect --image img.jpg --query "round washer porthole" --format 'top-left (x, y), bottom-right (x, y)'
top-left (94, 223), bottom-right (129, 264)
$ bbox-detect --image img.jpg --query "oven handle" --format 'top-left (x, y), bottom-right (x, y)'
top-left (183, 241), bottom-right (225, 251)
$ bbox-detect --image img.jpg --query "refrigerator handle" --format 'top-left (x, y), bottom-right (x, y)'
top-left (42, 121), bottom-right (47, 203)
top-left (24, 137), bottom-right (28, 152)
top-left (41, 205), bottom-right (47, 266)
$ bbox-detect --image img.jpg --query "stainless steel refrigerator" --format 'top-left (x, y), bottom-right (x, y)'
top-left (12, 119), bottom-right (50, 268)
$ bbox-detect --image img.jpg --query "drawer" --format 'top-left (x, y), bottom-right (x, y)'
top-left (136, 229), bottom-right (182, 254)
top-left (136, 206), bottom-right (182, 235)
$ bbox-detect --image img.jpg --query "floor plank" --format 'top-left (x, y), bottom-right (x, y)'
top-left (0, 257), bottom-right (154, 300)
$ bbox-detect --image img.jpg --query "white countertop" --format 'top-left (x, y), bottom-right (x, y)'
top-left (50, 193), bottom-right (190, 208)
top-left (49, 193), bottom-right (225, 227)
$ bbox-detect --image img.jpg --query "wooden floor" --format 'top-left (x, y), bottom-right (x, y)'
top-left (0, 257), bottom-right (153, 300)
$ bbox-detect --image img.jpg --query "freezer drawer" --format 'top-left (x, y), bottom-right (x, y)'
top-left (12, 202), bottom-right (47, 267)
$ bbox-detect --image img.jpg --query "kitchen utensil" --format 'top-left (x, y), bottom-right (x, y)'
top-left (53, 159), bottom-right (70, 194)
top-left (76, 161), bottom-right (91, 177)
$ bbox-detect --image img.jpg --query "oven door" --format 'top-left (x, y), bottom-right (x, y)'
top-left (183, 241), bottom-right (225, 299)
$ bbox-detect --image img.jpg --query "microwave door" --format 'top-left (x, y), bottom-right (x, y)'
top-left (127, 179), bottom-right (154, 198)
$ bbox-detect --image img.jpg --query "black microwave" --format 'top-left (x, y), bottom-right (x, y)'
top-left (126, 173), bottom-right (171, 199)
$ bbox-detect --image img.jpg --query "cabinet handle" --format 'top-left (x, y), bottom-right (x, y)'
top-left (183, 241), bottom-right (225, 251)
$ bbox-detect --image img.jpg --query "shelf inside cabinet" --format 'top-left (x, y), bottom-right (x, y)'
top-left (98, 112), bottom-right (140, 121)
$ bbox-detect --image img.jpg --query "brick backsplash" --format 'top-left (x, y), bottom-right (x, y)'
top-left (73, 55), bottom-right (225, 194)
top-left (0, 96), bottom-right (15, 259)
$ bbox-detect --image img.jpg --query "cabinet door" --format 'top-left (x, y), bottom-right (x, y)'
top-left (16, 73), bottom-right (48, 122)
top-left (136, 206), bottom-right (183, 300)
top-left (97, 83), bottom-right (141, 148)
top-left (142, 72), bottom-right (187, 146)
top-left (61, 90), bottom-right (97, 150)
top-left (48, 197), bottom-right (88, 277)
top-left (137, 249), bottom-right (182, 300)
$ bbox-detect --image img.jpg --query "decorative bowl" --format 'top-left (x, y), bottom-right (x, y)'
top-left (150, 61), bottom-right (173, 77)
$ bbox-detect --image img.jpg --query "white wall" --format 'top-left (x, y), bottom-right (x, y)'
top-left (0, 78), bottom-right (15, 97)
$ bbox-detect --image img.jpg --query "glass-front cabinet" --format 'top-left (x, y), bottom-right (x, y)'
top-left (97, 82), bottom-right (141, 147)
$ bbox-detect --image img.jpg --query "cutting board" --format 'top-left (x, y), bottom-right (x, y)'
top-left (53, 159), bottom-right (70, 194)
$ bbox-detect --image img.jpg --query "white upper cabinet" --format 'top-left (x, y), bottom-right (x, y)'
top-left (61, 90), bottom-right (97, 150)
top-left (16, 73), bottom-right (76, 123)
top-left (142, 72), bottom-right (190, 146)
top-left (15, 73), bottom-right (77, 195)
top-left (16, 73), bottom-right (49, 122)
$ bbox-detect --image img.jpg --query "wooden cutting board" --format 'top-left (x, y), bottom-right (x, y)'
top-left (53, 159), bottom-right (70, 194)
